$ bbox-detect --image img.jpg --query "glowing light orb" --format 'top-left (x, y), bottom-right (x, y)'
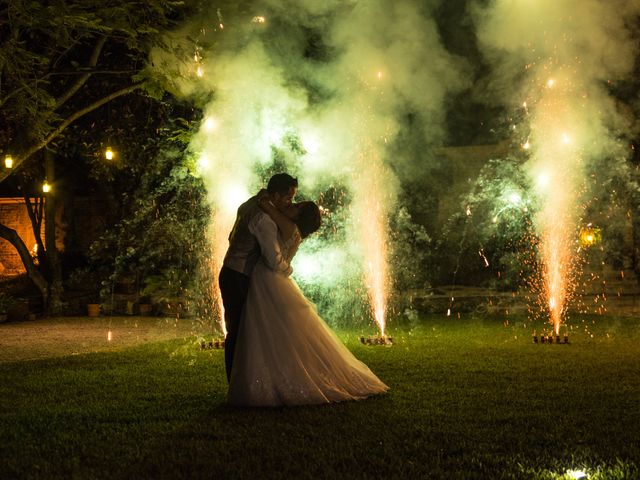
top-left (197, 154), bottom-right (210, 171)
top-left (4, 155), bottom-right (13, 169)
top-left (522, 141), bottom-right (531, 150)
top-left (105, 147), bottom-right (114, 160)
top-left (42, 181), bottom-right (51, 193)
top-left (219, 184), bottom-right (249, 215)
top-left (547, 78), bottom-right (555, 87)
top-left (507, 192), bottom-right (522, 205)
top-left (292, 251), bottom-right (321, 281)
top-left (567, 469), bottom-right (587, 480)
top-left (302, 134), bottom-right (320, 155)
top-left (203, 117), bottom-right (217, 132)
top-left (579, 225), bottom-right (601, 247)
top-left (537, 173), bottom-right (549, 186)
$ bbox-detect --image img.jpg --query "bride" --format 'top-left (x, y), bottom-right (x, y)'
top-left (228, 196), bottom-right (389, 407)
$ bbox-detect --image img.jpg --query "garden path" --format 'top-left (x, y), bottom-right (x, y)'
top-left (0, 316), bottom-right (204, 363)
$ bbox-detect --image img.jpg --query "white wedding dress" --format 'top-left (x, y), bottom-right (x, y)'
top-left (228, 228), bottom-right (389, 407)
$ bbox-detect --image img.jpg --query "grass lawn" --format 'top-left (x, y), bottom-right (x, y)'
top-left (1, 314), bottom-right (638, 479)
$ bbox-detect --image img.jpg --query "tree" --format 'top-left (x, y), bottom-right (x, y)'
top-left (437, 156), bottom-right (537, 290)
top-left (0, 0), bottom-right (187, 311)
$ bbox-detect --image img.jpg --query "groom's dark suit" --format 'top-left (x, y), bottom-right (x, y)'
top-left (219, 195), bottom-right (262, 383)
top-left (219, 195), bottom-right (292, 382)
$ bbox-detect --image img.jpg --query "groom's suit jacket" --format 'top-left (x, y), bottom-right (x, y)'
top-left (223, 196), bottom-right (292, 277)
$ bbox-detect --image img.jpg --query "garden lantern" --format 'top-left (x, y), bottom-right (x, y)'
top-left (105, 146), bottom-right (114, 160)
top-left (4, 155), bottom-right (13, 169)
top-left (42, 180), bottom-right (51, 193)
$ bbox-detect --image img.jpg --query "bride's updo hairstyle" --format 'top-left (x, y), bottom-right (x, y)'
top-left (295, 201), bottom-right (322, 239)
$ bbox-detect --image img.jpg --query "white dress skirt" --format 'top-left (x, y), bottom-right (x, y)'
top-left (228, 231), bottom-right (388, 407)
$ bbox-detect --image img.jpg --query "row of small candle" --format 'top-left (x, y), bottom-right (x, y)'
top-left (200, 339), bottom-right (225, 349)
top-left (532, 332), bottom-right (569, 344)
top-left (360, 335), bottom-right (394, 346)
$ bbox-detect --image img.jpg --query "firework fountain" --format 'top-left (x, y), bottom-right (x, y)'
top-left (351, 139), bottom-right (392, 337)
top-left (150, 1), bottom-right (470, 335)
top-left (474, 0), bottom-right (640, 336)
top-left (526, 71), bottom-right (583, 335)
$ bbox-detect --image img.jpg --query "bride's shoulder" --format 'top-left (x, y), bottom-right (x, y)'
top-left (283, 227), bottom-right (302, 248)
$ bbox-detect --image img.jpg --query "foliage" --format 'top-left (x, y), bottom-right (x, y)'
top-left (89, 153), bottom-right (211, 314)
top-left (0, 0), bottom-right (191, 311)
top-left (437, 155), bottom-right (538, 289)
top-left (0, 0), bottom-right (187, 161)
top-left (291, 183), bottom-right (372, 328)
top-left (388, 206), bottom-right (433, 292)
top-left (77, 98), bottom-right (211, 316)
top-left (583, 153), bottom-right (640, 273)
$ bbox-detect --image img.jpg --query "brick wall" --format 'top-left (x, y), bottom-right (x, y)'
top-left (0, 198), bottom-right (43, 276)
top-left (0, 196), bottom-right (107, 277)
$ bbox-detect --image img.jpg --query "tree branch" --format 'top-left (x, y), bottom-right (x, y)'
top-left (23, 194), bottom-right (45, 259)
top-left (0, 77), bottom-right (50, 109)
top-left (53, 36), bottom-right (107, 111)
top-left (0, 81), bottom-right (146, 183)
top-left (0, 222), bottom-right (49, 302)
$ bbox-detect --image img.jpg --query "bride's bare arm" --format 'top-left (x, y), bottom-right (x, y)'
top-left (258, 197), bottom-right (297, 242)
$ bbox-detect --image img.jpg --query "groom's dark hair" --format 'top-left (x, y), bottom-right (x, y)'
top-left (267, 173), bottom-right (298, 194)
top-left (295, 202), bottom-right (322, 239)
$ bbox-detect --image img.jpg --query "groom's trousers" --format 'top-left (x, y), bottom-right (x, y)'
top-left (219, 266), bottom-right (251, 383)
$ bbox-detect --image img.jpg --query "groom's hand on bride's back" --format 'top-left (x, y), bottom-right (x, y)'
top-left (256, 189), bottom-right (269, 202)
top-left (257, 190), bottom-right (276, 212)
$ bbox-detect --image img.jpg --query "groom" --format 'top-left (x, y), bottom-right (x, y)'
top-left (218, 173), bottom-right (298, 382)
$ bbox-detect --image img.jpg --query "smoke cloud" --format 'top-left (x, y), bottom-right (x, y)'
top-left (150, 0), bottom-right (467, 326)
top-left (149, 0), bottom-right (639, 326)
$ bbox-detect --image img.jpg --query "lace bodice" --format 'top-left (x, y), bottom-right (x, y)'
top-left (280, 227), bottom-right (302, 263)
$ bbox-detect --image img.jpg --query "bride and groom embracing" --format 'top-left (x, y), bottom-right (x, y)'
top-left (219, 173), bottom-right (388, 407)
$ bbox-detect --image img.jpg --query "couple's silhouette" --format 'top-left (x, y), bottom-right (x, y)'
top-left (219, 173), bottom-right (388, 407)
